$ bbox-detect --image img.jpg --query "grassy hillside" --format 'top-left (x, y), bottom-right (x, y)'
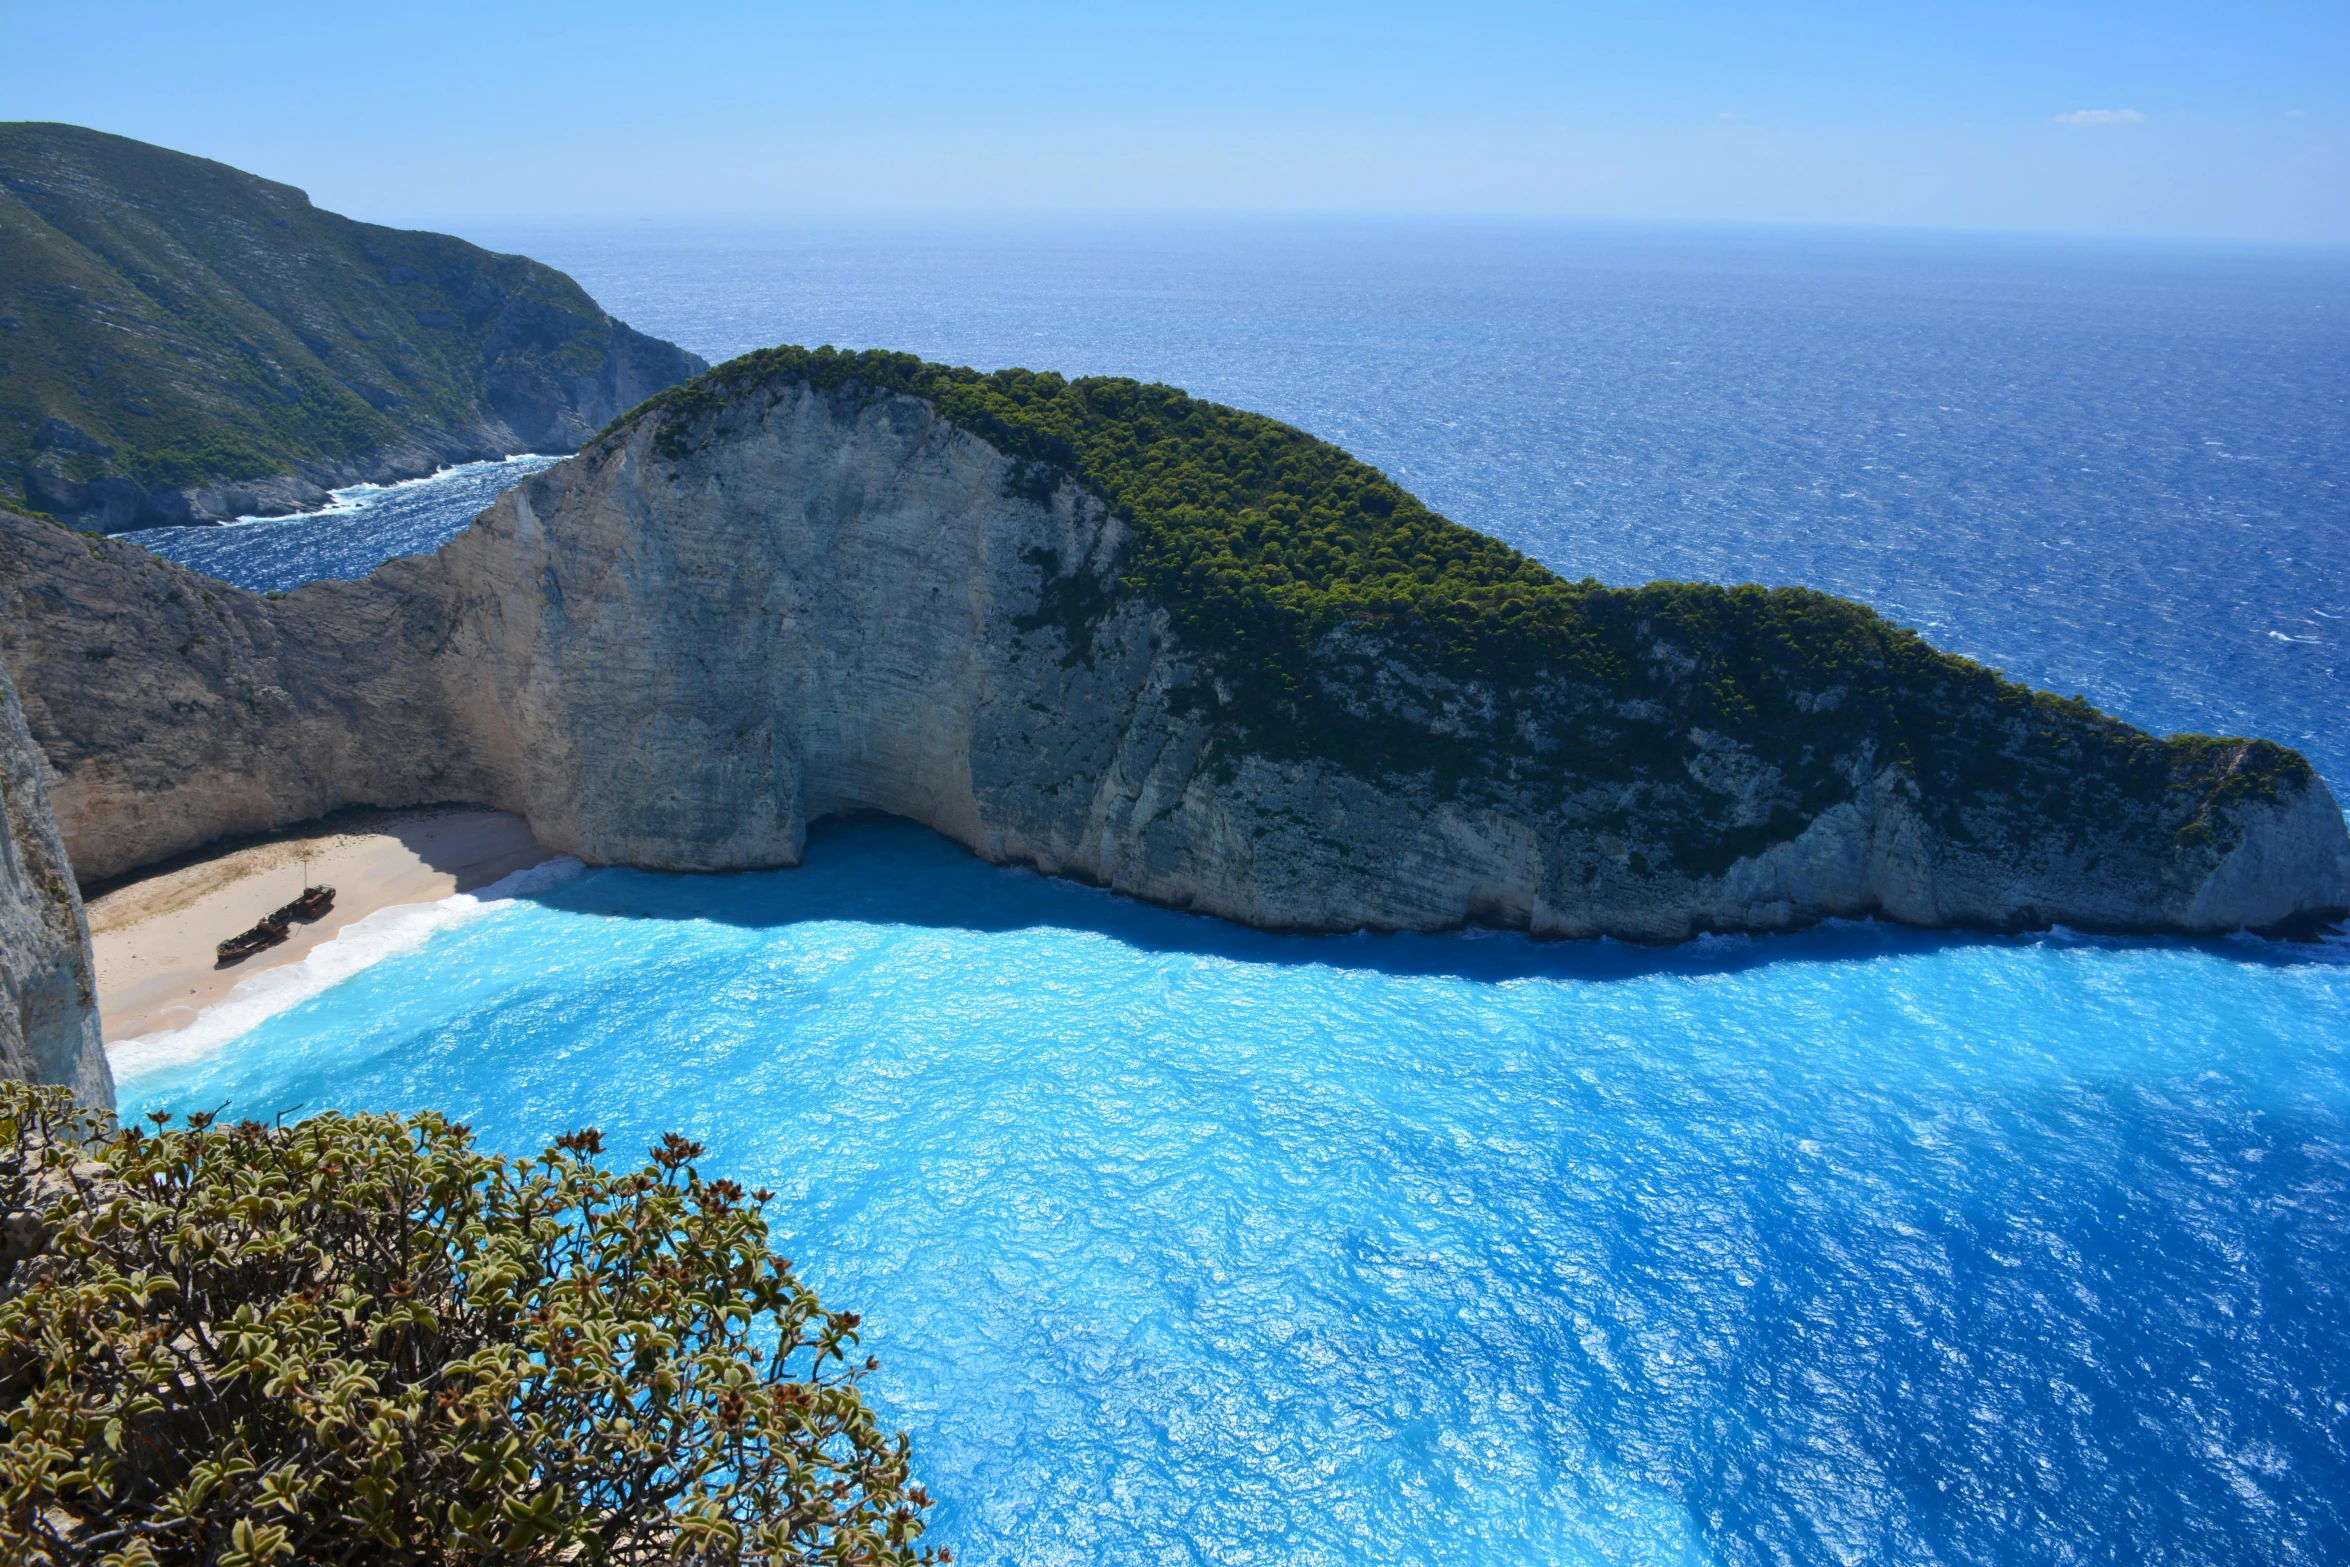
top-left (618, 346), bottom-right (2313, 870)
top-left (0, 122), bottom-right (701, 527)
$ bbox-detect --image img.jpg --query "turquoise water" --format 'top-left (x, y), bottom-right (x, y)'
top-left (119, 818), bottom-right (2350, 1565)
top-left (108, 224), bottom-right (2350, 1560)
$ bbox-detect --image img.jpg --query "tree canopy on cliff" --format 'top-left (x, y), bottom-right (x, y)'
top-left (0, 1082), bottom-right (945, 1566)
top-left (609, 345), bottom-right (2309, 872)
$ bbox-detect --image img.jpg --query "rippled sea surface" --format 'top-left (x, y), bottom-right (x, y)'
top-left (114, 223), bottom-right (2350, 1563)
top-left (120, 454), bottom-right (560, 593)
top-left (481, 218), bottom-right (2350, 787)
top-left (128, 220), bottom-right (2349, 782)
top-left (120, 820), bottom-right (2350, 1566)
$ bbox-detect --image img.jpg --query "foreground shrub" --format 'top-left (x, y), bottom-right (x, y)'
top-left (0, 1082), bottom-right (943, 1565)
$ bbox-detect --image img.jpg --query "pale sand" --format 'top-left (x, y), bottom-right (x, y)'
top-left (88, 807), bottom-right (552, 1043)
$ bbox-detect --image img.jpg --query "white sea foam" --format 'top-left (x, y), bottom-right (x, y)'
top-left (226, 454), bottom-right (561, 528)
top-left (106, 855), bottom-right (586, 1079)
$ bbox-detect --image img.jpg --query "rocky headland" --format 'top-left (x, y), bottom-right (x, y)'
top-left (0, 123), bottom-right (705, 532)
top-left (3, 347), bottom-right (2345, 948)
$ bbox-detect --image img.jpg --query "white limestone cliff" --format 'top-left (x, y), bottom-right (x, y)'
top-left (3, 379), bottom-right (2344, 945)
top-left (0, 654), bottom-right (110, 1107)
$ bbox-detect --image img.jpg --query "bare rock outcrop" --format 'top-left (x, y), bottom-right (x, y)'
top-left (2, 368), bottom-right (2345, 944)
top-left (0, 519), bottom-right (480, 882)
top-left (0, 649), bottom-right (109, 1107)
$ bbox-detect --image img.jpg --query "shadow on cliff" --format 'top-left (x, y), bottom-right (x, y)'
top-left (508, 812), bottom-right (2343, 986)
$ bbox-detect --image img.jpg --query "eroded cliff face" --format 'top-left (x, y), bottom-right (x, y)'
top-left (0, 518), bottom-right (481, 883)
top-left (3, 380), bottom-right (2346, 942)
top-left (0, 652), bottom-right (110, 1108)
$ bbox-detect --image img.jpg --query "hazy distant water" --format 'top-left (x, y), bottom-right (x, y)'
top-left (483, 218), bottom-right (2350, 788)
top-left (114, 222), bottom-right (2350, 1564)
top-left (132, 220), bottom-right (2348, 782)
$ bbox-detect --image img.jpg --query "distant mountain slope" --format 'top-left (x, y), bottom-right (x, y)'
top-left (0, 123), bottom-right (705, 531)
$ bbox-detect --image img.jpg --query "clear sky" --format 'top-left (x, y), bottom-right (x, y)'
top-left (4, 1), bottom-right (2344, 241)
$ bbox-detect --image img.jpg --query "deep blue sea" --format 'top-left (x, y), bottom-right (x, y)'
top-left (114, 221), bottom-right (2350, 1564)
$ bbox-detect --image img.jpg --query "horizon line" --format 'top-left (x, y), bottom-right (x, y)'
top-left (363, 208), bottom-right (2350, 253)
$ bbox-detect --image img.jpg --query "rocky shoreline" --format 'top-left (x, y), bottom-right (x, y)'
top-left (2, 124), bottom-right (706, 534)
top-left (3, 363), bottom-right (2344, 949)
top-left (45, 421), bottom-right (552, 533)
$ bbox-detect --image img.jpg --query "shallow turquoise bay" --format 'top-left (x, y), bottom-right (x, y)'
top-left (119, 819), bottom-right (2350, 1565)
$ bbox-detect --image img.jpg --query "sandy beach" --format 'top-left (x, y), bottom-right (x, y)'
top-left (88, 806), bottom-right (553, 1044)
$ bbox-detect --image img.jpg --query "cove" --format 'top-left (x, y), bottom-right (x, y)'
top-left (116, 453), bottom-right (562, 594)
top-left (116, 816), bottom-right (2350, 1565)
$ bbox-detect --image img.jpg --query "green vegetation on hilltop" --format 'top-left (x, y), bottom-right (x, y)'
top-left (620, 346), bottom-right (1568, 682)
top-left (615, 346), bottom-right (2311, 873)
top-left (0, 1082), bottom-right (944, 1565)
top-left (0, 123), bottom-right (701, 527)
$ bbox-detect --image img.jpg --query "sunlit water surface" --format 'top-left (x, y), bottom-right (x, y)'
top-left (110, 222), bottom-right (2350, 1563)
top-left (127, 221), bottom-right (2350, 783)
top-left (119, 820), bottom-right (2350, 1566)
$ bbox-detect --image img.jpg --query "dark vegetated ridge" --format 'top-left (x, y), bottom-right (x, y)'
top-left (0, 122), bottom-right (703, 528)
top-left (605, 346), bottom-right (2312, 881)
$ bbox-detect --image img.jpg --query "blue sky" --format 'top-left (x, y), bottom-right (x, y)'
top-left (4, 1), bottom-right (2343, 240)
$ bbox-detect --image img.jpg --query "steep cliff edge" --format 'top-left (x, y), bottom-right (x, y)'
top-left (0, 123), bottom-right (706, 531)
top-left (0, 652), bottom-right (110, 1107)
top-left (0, 515), bottom-right (483, 882)
top-left (4, 348), bottom-right (2345, 941)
